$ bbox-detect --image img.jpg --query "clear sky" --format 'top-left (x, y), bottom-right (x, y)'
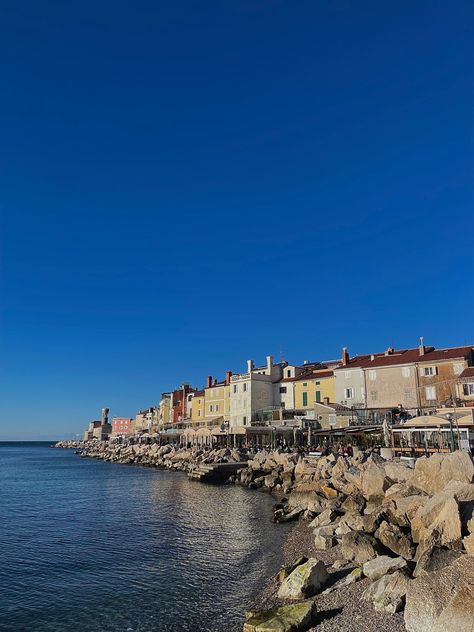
top-left (0, 1), bottom-right (473, 439)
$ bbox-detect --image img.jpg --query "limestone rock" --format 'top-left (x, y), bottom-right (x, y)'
top-left (341, 494), bottom-right (365, 514)
top-left (384, 461), bottom-right (414, 484)
top-left (405, 555), bottom-right (474, 632)
top-left (363, 555), bottom-right (408, 581)
top-left (411, 491), bottom-right (462, 547)
top-left (359, 462), bottom-right (393, 500)
top-left (410, 450), bottom-right (474, 495)
top-left (375, 520), bottom-right (415, 560)
top-left (309, 508), bottom-right (337, 528)
top-left (244, 601), bottom-right (317, 632)
top-left (362, 570), bottom-right (410, 613)
top-left (463, 533), bottom-right (474, 555)
top-left (340, 531), bottom-right (381, 565)
top-left (414, 542), bottom-right (463, 578)
top-left (314, 525), bottom-right (336, 550)
top-left (277, 558), bottom-right (328, 600)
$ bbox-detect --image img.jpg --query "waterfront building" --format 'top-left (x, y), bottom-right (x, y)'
top-left (334, 340), bottom-right (474, 415)
top-left (274, 363), bottom-right (309, 410)
top-left (293, 367), bottom-right (336, 410)
top-left (313, 400), bottom-right (354, 429)
top-left (191, 390), bottom-right (205, 423)
top-left (204, 371), bottom-right (232, 425)
top-left (157, 393), bottom-right (172, 430)
top-left (134, 407), bottom-right (155, 434)
top-left (111, 417), bottom-right (134, 437)
top-left (457, 368), bottom-right (474, 404)
top-left (417, 343), bottom-right (474, 408)
top-left (170, 384), bottom-right (197, 427)
top-left (229, 355), bottom-right (286, 428)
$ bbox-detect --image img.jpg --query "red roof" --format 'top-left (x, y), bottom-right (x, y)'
top-left (336, 346), bottom-right (473, 370)
top-left (281, 369), bottom-right (334, 383)
top-left (459, 367), bottom-right (474, 379)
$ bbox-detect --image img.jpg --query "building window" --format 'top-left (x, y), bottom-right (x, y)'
top-left (287, 370), bottom-right (291, 378)
top-left (368, 370), bottom-right (377, 381)
top-left (281, 402), bottom-right (285, 408)
top-left (243, 416), bottom-right (247, 425)
top-left (425, 386), bottom-right (437, 400)
top-left (315, 391), bottom-right (321, 402)
top-left (345, 387), bottom-right (354, 399)
top-left (243, 383), bottom-right (247, 392)
top-left (370, 390), bottom-right (377, 401)
top-left (215, 404), bottom-right (219, 412)
top-left (233, 385), bottom-right (237, 393)
top-left (402, 367), bottom-right (411, 378)
top-left (462, 383), bottom-right (474, 396)
top-left (422, 367), bottom-right (437, 377)
top-left (303, 382), bottom-right (308, 387)
top-left (453, 363), bottom-right (464, 375)
top-left (302, 392), bottom-right (308, 407)
top-left (209, 405), bottom-right (213, 413)
top-left (198, 410), bottom-right (201, 417)
top-left (280, 386), bottom-right (287, 393)
top-left (315, 381), bottom-right (320, 386)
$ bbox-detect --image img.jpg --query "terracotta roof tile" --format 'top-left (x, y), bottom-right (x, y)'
top-left (336, 346), bottom-right (473, 370)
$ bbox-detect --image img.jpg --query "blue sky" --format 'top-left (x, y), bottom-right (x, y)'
top-left (0, 0), bottom-right (473, 439)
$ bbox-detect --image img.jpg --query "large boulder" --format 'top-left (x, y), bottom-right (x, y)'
top-left (340, 531), bottom-right (381, 565)
top-left (405, 555), bottom-right (474, 632)
top-left (277, 558), bottom-right (328, 600)
top-left (359, 462), bottom-right (393, 500)
top-left (309, 508), bottom-right (337, 528)
top-left (363, 555), bottom-right (408, 581)
top-left (375, 520), bottom-right (415, 560)
top-left (384, 461), bottom-right (414, 484)
top-left (411, 491), bottom-right (462, 547)
top-left (410, 451), bottom-right (474, 495)
top-left (244, 601), bottom-right (317, 632)
top-left (287, 484), bottom-right (325, 513)
top-left (362, 570), bottom-right (411, 613)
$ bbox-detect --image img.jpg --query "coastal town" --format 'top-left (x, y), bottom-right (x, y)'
top-left (83, 338), bottom-right (474, 456)
top-left (60, 338), bottom-right (474, 632)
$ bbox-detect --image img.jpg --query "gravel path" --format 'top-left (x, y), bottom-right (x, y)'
top-left (248, 519), bottom-right (406, 632)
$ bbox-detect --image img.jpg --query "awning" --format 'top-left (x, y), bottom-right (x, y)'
top-left (196, 427), bottom-right (212, 437)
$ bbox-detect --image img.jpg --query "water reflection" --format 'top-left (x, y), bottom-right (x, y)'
top-left (0, 445), bottom-right (288, 632)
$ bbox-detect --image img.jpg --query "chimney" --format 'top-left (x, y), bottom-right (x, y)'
top-left (371, 354), bottom-right (375, 361)
top-left (225, 370), bottom-right (232, 385)
top-left (266, 355), bottom-right (273, 374)
top-left (206, 375), bottom-right (212, 389)
top-left (247, 359), bottom-right (254, 373)
top-left (419, 336), bottom-right (425, 356)
top-left (323, 396), bottom-right (330, 405)
top-left (303, 359), bottom-right (309, 365)
top-left (385, 347), bottom-right (394, 356)
top-left (214, 378), bottom-right (218, 386)
top-left (342, 347), bottom-right (349, 367)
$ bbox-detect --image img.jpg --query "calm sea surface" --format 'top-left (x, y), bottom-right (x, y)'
top-left (0, 442), bottom-right (289, 632)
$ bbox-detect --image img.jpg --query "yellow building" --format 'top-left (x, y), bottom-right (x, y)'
top-left (191, 390), bottom-right (205, 423)
top-left (204, 372), bottom-right (232, 424)
top-left (158, 393), bottom-right (171, 429)
top-left (294, 369), bottom-right (335, 410)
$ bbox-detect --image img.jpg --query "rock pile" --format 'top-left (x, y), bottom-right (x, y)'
top-left (244, 449), bottom-right (474, 631)
top-left (54, 440), bottom-right (247, 473)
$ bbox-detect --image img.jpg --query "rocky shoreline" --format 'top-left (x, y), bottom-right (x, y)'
top-left (55, 440), bottom-right (474, 632)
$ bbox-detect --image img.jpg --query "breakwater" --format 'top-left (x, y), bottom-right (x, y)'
top-left (56, 441), bottom-right (474, 632)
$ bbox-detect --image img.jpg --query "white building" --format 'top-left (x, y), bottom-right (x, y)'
top-left (273, 363), bottom-right (308, 410)
top-left (229, 355), bottom-right (286, 428)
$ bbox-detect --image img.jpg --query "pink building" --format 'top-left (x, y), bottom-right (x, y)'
top-left (111, 417), bottom-right (133, 436)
